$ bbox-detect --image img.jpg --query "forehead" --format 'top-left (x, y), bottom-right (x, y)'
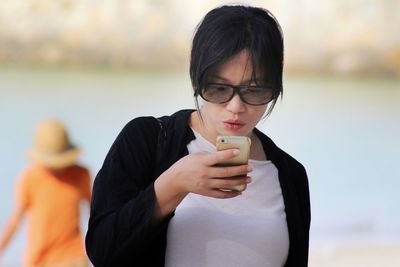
top-left (212, 50), bottom-right (262, 84)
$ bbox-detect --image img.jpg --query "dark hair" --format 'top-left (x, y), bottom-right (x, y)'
top-left (190, 5), bottom-right (284, 115)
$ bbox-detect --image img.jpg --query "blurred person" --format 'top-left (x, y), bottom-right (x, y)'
top-left (0, 119), bottom-right (91, 267)
top-left (86, 5), bottom-right (310, 267)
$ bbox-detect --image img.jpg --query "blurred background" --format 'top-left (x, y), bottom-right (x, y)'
top-left (0, 0), bottom-right (399, 266)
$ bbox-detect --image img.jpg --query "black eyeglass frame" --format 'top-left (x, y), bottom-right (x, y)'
top-left (199, 83), bottom-right (275, 106)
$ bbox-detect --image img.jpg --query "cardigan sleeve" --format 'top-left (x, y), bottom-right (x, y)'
top-left (85, 117), bottom-right (172, 265)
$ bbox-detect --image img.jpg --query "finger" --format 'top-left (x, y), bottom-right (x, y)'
top-left (203, 149), bottom-right (240, 166)
top-left (209, 176), bottom-right (251, 189)
top-left (207, 188), bottom-right (242, 199)
top-left (209, 165), bottom-right (252, 178)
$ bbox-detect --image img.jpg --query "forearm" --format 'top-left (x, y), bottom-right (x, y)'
top-left (0, 208), bottom-right (24, 254)
top-left (152, 168), bottom-right (188, 224)
top-left (86, 184), bottom-right (168, 265)
top-left (0, 229), bottom-right (14, 253)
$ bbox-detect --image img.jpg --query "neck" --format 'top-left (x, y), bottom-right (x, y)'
top-left (189, 111), bottom-right (218, 145)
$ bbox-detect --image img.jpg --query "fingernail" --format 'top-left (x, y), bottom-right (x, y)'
top-left (233, 149), bottom-right (240, 155)
top-left (246, 177), bottom-right (252, 183)
top-left (247, 165), bottom-right (253, 172)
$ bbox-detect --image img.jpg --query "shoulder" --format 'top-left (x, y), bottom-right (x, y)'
top-left (69, 164), bottom-right (91, 178)
top-left (17, 165), bottom-right (45, 182)
top-left (157, 109), bottom-right (194, 129)
top-left (99, 117), bottom-right (160, 169)
top-left (18, 165), bottom-right (37, 177)
top-left (121, 109), bottom-right (193, 131)
top-left (254, 128), bottom-right (307, 177)
top-left (15, 166), bottom-right (35, 188)
top-left (112, 116), bottom-right (161, 150)
top-left (274, 144), bottom-right (307, 176)
top-left (107, 110), bottom-right (194, 158)
top-left (120, 109), bottom-right (194, 144)
top-left (15, 165), bottom-right (45, 196)
top-left (122, 116), bottom-right (161, 136)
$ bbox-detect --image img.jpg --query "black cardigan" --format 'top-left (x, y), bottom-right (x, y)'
top-left (86, 109), bottom-right (310, 267)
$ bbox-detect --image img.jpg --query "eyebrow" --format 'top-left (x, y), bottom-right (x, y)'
top-left (210, 74), bottom-right (259, 84)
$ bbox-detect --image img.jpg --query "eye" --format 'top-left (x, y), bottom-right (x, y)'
top-left (247, 87), bottom-right (262, 93)
top-left (241, 86), bottom-right (274, 104)
top-left (242, 86), bottom-right (264, 94)
top-left (208, 84), bottom-right (231, 92)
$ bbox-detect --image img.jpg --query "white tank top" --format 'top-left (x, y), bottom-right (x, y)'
top-left (165, 130), bottom-right (289, 267)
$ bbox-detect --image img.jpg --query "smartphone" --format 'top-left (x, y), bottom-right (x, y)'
top-left (216, 135), bottom-right (251, 191)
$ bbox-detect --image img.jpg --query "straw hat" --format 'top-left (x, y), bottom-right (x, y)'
top-left (26, 119), bottom-right (81, 169)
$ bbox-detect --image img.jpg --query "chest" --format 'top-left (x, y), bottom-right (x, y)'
top-left (166, 161), bottom-right (289, 267)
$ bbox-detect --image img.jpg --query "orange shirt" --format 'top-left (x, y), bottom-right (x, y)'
top-left (15, 164), bottom-right (91, 267)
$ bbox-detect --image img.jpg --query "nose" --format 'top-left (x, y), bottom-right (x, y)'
top-left (226, 93), bottom-right (246, 114)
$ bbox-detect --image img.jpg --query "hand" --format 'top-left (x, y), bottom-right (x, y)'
top-left (167, 148), bottom-right (252, 199)
top-left (152, 148), bottom-right (252, 222)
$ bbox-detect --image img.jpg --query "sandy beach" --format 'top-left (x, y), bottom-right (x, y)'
top-left (309, 243), bottom-right (400, 267)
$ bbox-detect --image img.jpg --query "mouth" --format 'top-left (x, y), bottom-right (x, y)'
top-left (223, 120), bottom-right (245, 131)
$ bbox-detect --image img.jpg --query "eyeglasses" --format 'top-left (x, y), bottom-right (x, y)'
top-left (200, 83), bottom-right (274, 106)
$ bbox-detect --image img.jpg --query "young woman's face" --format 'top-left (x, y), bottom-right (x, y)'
top-left (199, 49), bottom-right (268, 143)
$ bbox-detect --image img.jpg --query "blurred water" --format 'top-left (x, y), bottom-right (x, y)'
top-left (0, 66), bottom-right (399, 266)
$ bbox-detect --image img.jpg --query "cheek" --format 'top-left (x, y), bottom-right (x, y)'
top-left (249, 107), bottom-right (267, 122)
top-left (201, 103), bottom-right (222, 121)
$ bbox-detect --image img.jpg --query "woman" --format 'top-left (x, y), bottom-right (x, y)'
top-left (86, 5), bottom-right (310, 267)
top-left (0, 119), bottom-right (91, 267)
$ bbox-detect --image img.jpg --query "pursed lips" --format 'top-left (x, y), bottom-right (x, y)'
top-left (223, 119), bottom-right (245, 130)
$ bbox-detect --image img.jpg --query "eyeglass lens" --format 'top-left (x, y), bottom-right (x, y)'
top-left (201, 84), bottom-right (273, 105)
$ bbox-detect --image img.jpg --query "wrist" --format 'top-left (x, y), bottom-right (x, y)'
top-left (161, 165), bottom-right (188, 197)
top-left (152, 168), bottom-right (188, 222)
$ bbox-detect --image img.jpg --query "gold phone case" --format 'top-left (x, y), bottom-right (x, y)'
top-left (216, 136), bottom-right (251, 191)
